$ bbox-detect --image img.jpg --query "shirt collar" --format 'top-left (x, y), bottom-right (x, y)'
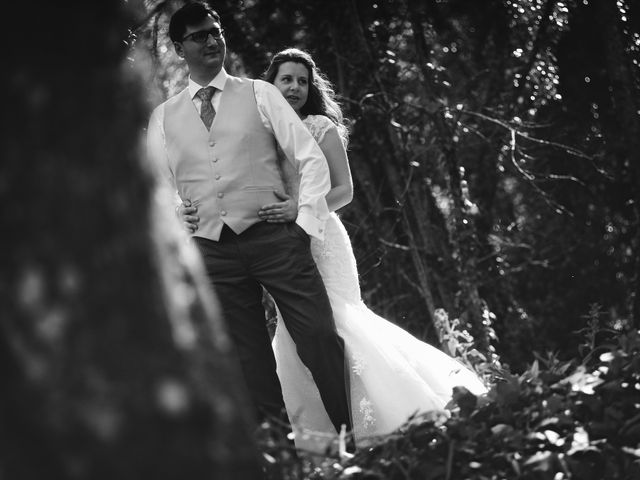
top-left (188, 68), bottom-right (228, 99)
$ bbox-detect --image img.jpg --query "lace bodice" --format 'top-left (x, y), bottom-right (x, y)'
top-left (310, 213), bottom-right (361, 303)
top-left (280, 115), bottom-right (360, 302)
top-left (303, 114), bottom-right (334, 144)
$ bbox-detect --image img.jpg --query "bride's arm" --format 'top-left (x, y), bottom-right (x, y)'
top-left (258, 146), bottom-right (300, 223)
top-left (258, 122), bottom-right (352, 221)
top-left (320, 125), bottom-right (353, 212)
top-left (277, 144), bottom-right (300, 203)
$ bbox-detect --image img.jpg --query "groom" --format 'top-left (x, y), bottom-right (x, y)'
top-left (147, 2), bottom-right (352, 436)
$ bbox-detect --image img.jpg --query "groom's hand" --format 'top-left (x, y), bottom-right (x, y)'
top-left (177, 199), bottom-right (199, 233)
top-left (258, 190), bottom-right (298, 223)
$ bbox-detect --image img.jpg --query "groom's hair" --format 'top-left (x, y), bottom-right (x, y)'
top-left (169, 1), bottom-right (221, 43)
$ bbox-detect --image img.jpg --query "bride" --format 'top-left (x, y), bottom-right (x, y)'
top-left (256, 48), bottom-right (487, 452)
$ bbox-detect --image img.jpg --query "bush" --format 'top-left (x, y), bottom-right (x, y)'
top-left (261, 318), bottom-right (640, 479)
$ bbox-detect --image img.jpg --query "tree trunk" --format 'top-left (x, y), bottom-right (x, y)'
top-left (0, 2), bottom-right (263, 479)
top-left (407, 0), bottom-right (495, 353)
top-left (594, 0), bottom-right (640, 324)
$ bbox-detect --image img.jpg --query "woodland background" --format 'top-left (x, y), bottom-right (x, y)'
top-left (2, 0), bottom-right (639, 479)
top-left (139, 0), bottom-right (640, 370)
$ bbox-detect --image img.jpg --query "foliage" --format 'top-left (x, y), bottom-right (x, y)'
top-left (129, 0), bottom-right (640, 473)
top-left (433, 307), bottom-right (501, 383)
top-left (132, 0), bottom-right (640, 372)
top-left (260, 315), bottom-right (640, 479)
top-left (5, 0), bottom-right (639, 477)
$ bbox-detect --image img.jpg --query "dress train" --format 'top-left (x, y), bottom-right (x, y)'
top-left (273, 211), bottom-right (487, 453)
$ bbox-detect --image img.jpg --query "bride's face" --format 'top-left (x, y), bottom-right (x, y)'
top-left (273, 61), bottom-right (309, 115)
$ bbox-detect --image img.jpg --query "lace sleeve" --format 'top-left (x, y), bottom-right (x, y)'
top-left (303, 115), bottom-right (335, 144)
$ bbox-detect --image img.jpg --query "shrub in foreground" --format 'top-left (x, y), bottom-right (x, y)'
top-left (260, 322), bottom-right (640, 479)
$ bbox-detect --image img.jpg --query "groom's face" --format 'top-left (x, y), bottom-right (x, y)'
top-left (175, 15), bottom-right (226, 76)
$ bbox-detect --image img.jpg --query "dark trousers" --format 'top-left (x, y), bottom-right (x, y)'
top-left (193, 222), bottom-right (352, 434)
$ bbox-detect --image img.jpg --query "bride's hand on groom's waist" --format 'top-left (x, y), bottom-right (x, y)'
top-left (258, 190), bottom-right (298, 223)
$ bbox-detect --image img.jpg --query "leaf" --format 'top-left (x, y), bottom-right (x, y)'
top-left (567, 426), bottom-right (590, 454)
top-left (491, 423), bottom-right (514, 437)
top-left (523, 450), bottom-right (557, 471)
top-left (450, 386), bottom-right (478, 417)
top-left (621, 446), bottom-right (640, 457)
top-left (342, 465), bottom-right (363, 476)
top-left (554, 366), bottom-right (604, 394)
top-left (543, 394), bottom-right (564, 414)
top-left (495, 374), bottom-right (521, 406)
top-left (543, 429), bottom-right (565, 447)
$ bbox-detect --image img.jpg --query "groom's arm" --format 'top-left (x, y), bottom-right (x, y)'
top-left (146, 106), bottom-right (185, 219)
top-left (254, 80), bottom-right (330, 241)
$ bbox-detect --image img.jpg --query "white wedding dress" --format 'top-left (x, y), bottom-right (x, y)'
top-left (272, 115), bottom-right (487, 453)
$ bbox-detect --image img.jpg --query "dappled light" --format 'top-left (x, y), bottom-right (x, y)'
top-left (3, 0), bottom-right (639, 478)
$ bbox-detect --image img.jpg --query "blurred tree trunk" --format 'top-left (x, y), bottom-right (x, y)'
top-left (0, 2), bottom-right (263, 479)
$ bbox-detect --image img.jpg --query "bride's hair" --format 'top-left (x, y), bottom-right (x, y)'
top-left (263, 48), bottom-right (349, 146)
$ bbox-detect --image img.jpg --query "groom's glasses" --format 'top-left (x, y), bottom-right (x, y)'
top-left (182, 27), bottom-right (225, 44)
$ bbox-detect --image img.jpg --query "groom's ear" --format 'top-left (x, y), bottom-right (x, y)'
top-left (174, 42), bottom-right (185, 58)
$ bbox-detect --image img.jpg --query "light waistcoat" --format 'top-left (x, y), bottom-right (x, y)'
top-left (164, 76), bottom-right (285, 241)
